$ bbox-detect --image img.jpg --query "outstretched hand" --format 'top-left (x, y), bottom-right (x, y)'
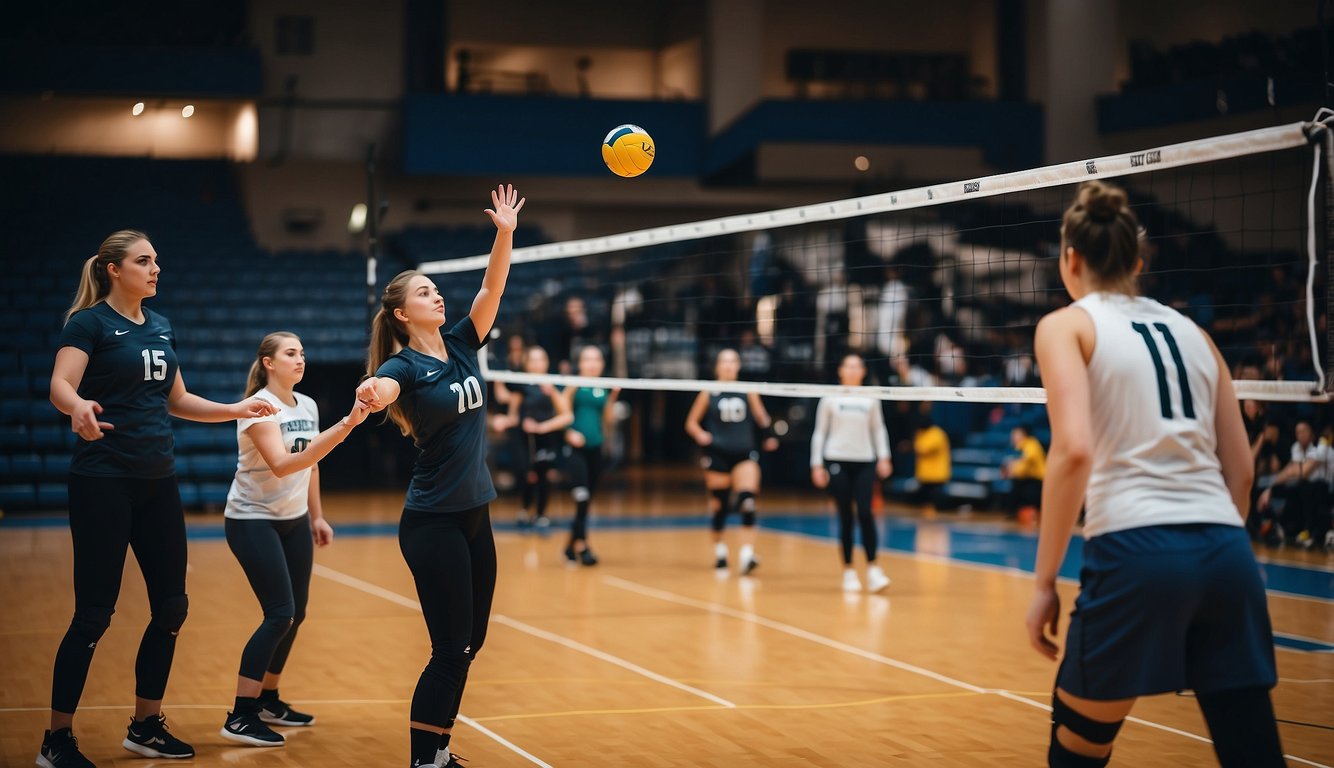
top-left (484, 183), bottom-right (525, 233)
top-left (236, 397), bottom-right (279, 419)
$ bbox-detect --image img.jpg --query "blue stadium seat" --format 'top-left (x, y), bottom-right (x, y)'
top-left (10, 454), bottom-right (42, 480)
top-left (0, 425), bottom-right (28, 451)
top-left (190, 453), bottom-right (236, 481)
top-left (43, 454), bottom-right (71, 479)
top-left (0, 484), bottom-right (36, 510)
top-left (198, 483), bottom-right (230, 506)
top-left (31, 425), bottom-right (68, 449)
top-left (178, 482), bottom-right (200, 507)
top-left (0, 375), bottom-right (28, 397)
top-left (0, 401), bottom-right (27, 424)
top-left (37, 483), bottom-right (68, 508)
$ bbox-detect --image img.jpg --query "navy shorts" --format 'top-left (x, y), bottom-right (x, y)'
top-left (1057, 523), bottom-right (1276, 700)
top-left (702, 447), bottom-right (760, 474)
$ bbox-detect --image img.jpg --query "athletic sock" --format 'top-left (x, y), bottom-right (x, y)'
top-left (410, 727), bottom-right (439, 766)
top-left (233, 695), bottom-right (260, 715)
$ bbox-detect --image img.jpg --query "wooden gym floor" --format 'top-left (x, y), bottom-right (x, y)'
top-left (1, 475), bottom-right (1331, 767)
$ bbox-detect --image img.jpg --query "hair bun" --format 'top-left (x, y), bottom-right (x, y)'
top-left (1081, 181), bottom-right (1126, 224)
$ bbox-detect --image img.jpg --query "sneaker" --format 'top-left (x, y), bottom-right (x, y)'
top-left (516, 511), bottom-right (532, 528)
top-left (842, 569), bottom-right (862, 593)
top-left (714, 555), bottom-right (728, 571)
top-left (563, 544), bottom-right (578, 565)
top-left (742, 557), bottom-right (759, 576)
top-left (866, 564), bottom-right (891, 593)
top-left (37, 728), bottom-right (95, 768)
top-left (122, 714), bottom-right (194, 759)
top-left (259, 697), bottom-right (315, 726)
top-left (534, 516), bottom-right (551, 531)
top-left (220, 710), bottom-right (285, 747)
top-left (579, 548), bottom-right (599, 566)
top-left (434, 749), bottom-right (469, 767)
top-left (1325, 530), bottom-right (1334, 551)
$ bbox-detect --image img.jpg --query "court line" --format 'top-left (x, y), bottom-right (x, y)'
top-left (603, 575), bottom-right (1332, 768)
top-left (310, 564), bottom-right (551, 767)
top-left (456, 715), bottom-right (554, 768)
top-left (313, 564), bottom-right (734, 710)
top-left (491, 614), bottom-right (736, 708)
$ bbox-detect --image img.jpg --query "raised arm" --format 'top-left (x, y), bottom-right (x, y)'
top-left (470, 184), bottom-right (526, 341)
top-left (168, 372), bottom-right (277, 423)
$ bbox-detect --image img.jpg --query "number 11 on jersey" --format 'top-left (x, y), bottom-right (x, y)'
top-left (1131, 322), bottom-right (1195, 420)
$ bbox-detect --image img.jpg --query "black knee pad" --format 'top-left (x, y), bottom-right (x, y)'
top-left (69, 606), bottom-right (115, 645)
top-left (737, 492), bottom-right (757, 526)
top-left (1049, 691), bottom-right (1122, 765)
top-left (150, 594), bottom-right (189, 636)
top-left (1048, 737), bottom-right (1111, 768)
top-left (710, 489), bottom-right (731, 531)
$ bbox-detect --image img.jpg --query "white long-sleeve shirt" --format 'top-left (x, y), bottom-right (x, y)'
top-left (810, 395), bottom-right (891, 465)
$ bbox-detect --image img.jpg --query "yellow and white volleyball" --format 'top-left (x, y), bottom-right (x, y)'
top-left (601, 124), bottom-right (655, 177)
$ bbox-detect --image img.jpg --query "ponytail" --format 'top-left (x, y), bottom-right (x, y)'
top-left (366, 271), bottom-right (419, 439)
top-left (65, 229), bottom-right (150, 324)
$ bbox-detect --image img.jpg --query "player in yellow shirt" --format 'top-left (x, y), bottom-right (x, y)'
top-left (1004, 424), bottom-right (1046, 521)
top-left (913, 408), bottom-right (951, 513)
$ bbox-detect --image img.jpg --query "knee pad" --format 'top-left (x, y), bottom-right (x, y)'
top-left (150, 594), bottom-right (189, 636)
top-left (69, 606), bottom-right (115, 645)
top-left (1048, 738), bottom-right (1111, 768)
top-left (1050, 691), bottom-right (1122, 763)
top-left (737, 492), bottom-right (757, 526)
top-left (710, 489), bottom-right (731, 531)
top-left (572, 486), bottom-right (591, 503)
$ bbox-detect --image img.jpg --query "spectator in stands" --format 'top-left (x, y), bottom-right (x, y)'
top-left (1257, 419), bottom-right (1330, 548)
top-left (42, 230), bottom-right (278, 766)
top-left (912, 405), bottom-right (951, 514)
top-left (1003, 424), bottom-right (1046, 522)
top-left (737, 327), bottom-right (772, 381)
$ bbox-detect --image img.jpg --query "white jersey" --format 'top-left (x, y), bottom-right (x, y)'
top-left (1074, 292), bottom-right (1240, 537)
top-left (225, 388), bottom-right (319, 521)
top-left (810, 395), bottom-right (891, 465)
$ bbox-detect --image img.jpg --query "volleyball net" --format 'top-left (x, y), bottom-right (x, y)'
top-left (420, 114), bottom-right (1334, 405)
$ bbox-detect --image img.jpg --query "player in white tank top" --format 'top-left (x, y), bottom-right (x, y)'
top-left (1025, 182), bottom-right (1281, 767)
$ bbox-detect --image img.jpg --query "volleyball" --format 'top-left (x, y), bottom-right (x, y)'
top-left (602, 124), bottom-right (655, 177)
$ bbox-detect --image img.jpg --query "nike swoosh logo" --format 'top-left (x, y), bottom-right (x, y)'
top-left (426, 370), bottom-right (441, 378)
top-left (115, 330), bottom-right (129, 335)
top-left (159, 335), bottom-right (170, 341)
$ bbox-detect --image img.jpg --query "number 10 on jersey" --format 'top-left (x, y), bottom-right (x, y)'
top-left (450, 376), bottom-right (484, 414)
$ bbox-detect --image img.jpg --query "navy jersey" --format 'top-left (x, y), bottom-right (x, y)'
top-left (59, 302), bottom-right (179, 478)
top-left (376, 317), bottom-right (496, 514)
top-left (705, 391), bottom-right (757, 454)
top-left (518, 383), bottom-right (562, 452)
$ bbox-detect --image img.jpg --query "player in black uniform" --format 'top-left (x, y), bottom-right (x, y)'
top-left (39, 230), bottom-right (278, 768)
top-left (685, 348), bottom-right (778, 574)
top-left (356, 184), bottom-right (524, 768)
top-left (492, 346), bottom-right (571, 531)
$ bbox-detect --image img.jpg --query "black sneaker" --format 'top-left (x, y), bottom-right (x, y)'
top-left (579, 548), bottom-right (599, 566)
top-left (37, 728), bottom-right (95, 768)
top-left (220, 710), bottom-right (285, 747)
top-left (122, 714), bottom-right (194, 759)
top-left (563, 544), bottom-right (578, 565)
top-left (258, 697), bottom-right (315, 727)
top-left (714, 556), bottom-right (728, 570)
top-left (742, 557), bottom-right (759, 575)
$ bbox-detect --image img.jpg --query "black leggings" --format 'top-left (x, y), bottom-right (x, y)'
top-left (519, 436), bottom-right (559, 519)
top-left (566, 445), bottom-right (604, 542)
top-left (51, 474), bottom-right (188, 713)
top-left (399, 505), bottom-right (497, 729)
top-left (225, 515), bottom-right (313, 682)
top-left (826, 461), bottom-right (878, 565)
